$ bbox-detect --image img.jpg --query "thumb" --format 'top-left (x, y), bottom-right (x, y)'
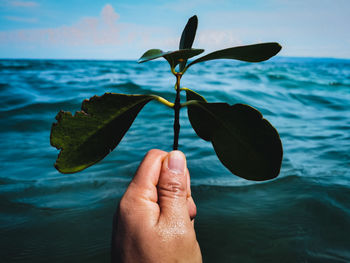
top-left (157, 150), bottom-right (189, 222)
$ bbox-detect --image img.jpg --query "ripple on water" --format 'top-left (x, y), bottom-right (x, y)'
top-left (1, 58), bottom-right (350, 262)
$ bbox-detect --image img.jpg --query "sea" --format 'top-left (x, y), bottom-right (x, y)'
top-left (0, 57), bottom-right (349, 262)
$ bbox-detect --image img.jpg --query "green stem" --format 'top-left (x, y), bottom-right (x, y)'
top-left (180, 100), bottom-right (198, 107)
top-left (153, 96), bottom-right (174, 108)
top-left (173, 73), bottom-right (181, 150)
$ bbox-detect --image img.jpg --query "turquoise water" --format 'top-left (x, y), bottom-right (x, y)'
top-left (0, 58), bottom-right (349, 262)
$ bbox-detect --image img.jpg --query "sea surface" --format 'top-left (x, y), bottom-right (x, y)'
top-left (0, 58), bottom-right (349, 262)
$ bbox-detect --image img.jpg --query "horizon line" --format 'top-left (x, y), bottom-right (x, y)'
top-left (1, 56), bottom-right (350, 61)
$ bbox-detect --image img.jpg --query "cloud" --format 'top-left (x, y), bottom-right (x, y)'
top-left (101, 3), bottom-right (119, 26)
top-left (0, 3), bottom-right (257, 58)
top-left (0, 4), bottom-right (124, 47)
top-left (0, 3), bottom-right (186, 59)
top-left (0, 3), bottom-right (180, 54)
top-left (5, 1), bottom-right (348, 59)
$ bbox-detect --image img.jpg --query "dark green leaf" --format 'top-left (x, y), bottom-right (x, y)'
top-left (179, 15), bottom-right (198, 72)
top-left (182, 88), bottom-right (211, 140)
top-left (187, 42), bottom-right (282, 68)
top-left (163, 49), bottom-right (204, 68)
top-left (179, 15), bottom-right (198, 50)
top-left (138, 48), bottom-right (204, 68)
top-left (186, 89), bottom-right (283, 181)
top-left (50, 93), bottom-right (155, 173)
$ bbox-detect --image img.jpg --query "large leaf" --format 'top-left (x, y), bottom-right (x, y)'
top-left (187, 42), bottom-right (282, 68)
top-left (185, 88), bottom-right (283, 181)
top-left (138, 48), bottom-right (204, 68)
top-left (179, 15), bottom-right (198, 72)
top-left (50, 93), bottom-right (156, 173)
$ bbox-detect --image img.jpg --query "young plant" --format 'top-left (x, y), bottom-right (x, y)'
top-left (50, 15), bottom-right (283, 181)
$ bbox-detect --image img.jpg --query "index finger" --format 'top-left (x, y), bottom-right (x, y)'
top-left (128, 149), bottom-right (168, 202)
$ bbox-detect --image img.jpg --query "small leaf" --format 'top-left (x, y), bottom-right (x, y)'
top-left (138, 48), bottom-right (204, 69)
top-left (50, 93), bottom-right (156, 173)
top-left (179, 15), bottom-right (198, 50)
top-left (187, 42), bottom-right (282, 68)
top-left (186, 89), bottom-right (283, 181)
top-left (137, 49), bottom-right (171, 64)
top-left (164, 49), bottom-right (204, 68)
top-left (179, 15), bottom-right (198, 71)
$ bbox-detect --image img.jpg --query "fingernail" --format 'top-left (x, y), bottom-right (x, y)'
top-left (168, 151), bottom-right (185, 174)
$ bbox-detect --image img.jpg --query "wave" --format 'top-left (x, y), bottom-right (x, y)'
top-left (1, 58), bottom-right (350, 262)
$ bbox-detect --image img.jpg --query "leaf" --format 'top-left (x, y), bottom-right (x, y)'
top-left (50, 93), bottom-right (156, 173)
top-left (182, 88), bottom-right (211, 140)
top-left (179, 15), bottom-right (198, 50)
top-left (179, 15), bottom-right (198, 72)
top-left (137, 49), bottom-right (171, 63)
top-left (187, 42), bottom-right (282, 68)
top-left (163, 49), bottom-right (204, 68)
top-left (138, 48), bottom-right (204, 68)
top-left (185, 89), bottom-right (283, 181)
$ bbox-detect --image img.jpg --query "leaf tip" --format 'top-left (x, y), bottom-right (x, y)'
top-left (275, 42), bottom-right (282, 54)
top-left (189, 15), bottom-right (198, 22)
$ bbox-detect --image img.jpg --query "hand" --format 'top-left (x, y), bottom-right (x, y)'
top-left (111, 149), bottom-right (202, 263)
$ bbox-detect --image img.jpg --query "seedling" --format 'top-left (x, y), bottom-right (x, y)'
top-left (50, 15), bottom-right (283, 181)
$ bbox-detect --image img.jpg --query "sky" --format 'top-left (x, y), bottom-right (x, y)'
top-left (0, 0), bottom-right (349, 59)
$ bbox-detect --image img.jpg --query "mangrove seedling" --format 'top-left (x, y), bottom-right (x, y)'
top-left (50, 15), bottom-right (283, 181)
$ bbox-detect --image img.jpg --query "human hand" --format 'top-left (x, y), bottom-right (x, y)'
top-left (111, 149), bottom-right (202, 263)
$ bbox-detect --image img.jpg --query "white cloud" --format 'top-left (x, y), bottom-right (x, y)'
top-left (101, 4), bottom-right (119, 26)
top-left (0, 4), bottom-right (179, 58)
top-left (2, 1), bottom-right (348, 59)
top-left (0, 4), bottom-right (124, 46)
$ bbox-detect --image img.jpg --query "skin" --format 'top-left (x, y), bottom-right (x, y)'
top-left (111, 149), bottom-right (202, 263)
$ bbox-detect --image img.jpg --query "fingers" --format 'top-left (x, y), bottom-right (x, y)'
top-left (127, 149), bottom-right (168, 202)
top-left (124, 149), bottom-right (197, 225)
top-left (186, 168), bottom-right (197, 220)
top-left (157, 151), bottom-right (190, 222)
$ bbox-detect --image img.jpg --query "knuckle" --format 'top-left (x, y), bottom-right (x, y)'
top-left (159, 179), bottom-right (186, 195)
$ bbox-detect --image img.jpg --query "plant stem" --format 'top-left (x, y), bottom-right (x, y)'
top-left (153, 96), bottom-right (174, 108)
top-left (173, 73), bottom-right (181, 150)
top-left (180, 100), bottom-right (198, 107)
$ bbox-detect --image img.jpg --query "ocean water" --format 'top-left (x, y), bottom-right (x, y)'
top-left (0, 58), bottom-right (349, 262)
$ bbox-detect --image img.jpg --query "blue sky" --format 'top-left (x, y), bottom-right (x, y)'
top-left (0, 0), bottom-right (349, 59)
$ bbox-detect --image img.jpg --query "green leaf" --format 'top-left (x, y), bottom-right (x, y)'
top-left (164, 49), bottom-right (204, 69)
top-left (138, 48), bottom-right (204, 69)
top-left (137, 49), bottom-right (171, 63)
top-left (50, 93), bottom-right (156, 174)
top-left (179, 15), bottom-right (198, 50)
top-left (179, 15), bottom-right (198, 72)
top-left (182, 88), bottom-right (211, 140)
top-left (187, 42), bottom-right (282, 68)
top-left (185, 89), bottom-right (283, 181)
